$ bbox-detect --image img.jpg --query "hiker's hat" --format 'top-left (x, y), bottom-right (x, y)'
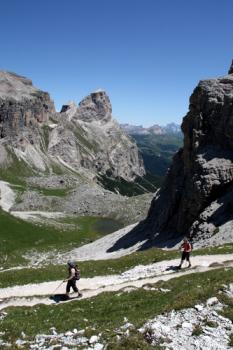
top-left (67, 261), bottom-right (75, 267)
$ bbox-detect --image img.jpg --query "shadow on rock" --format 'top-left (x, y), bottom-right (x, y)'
top-left (107, 220), bottom-right (182, 253)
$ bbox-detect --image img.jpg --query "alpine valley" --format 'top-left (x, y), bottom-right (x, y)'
top-left (1, 64), bottom-right (233, 350)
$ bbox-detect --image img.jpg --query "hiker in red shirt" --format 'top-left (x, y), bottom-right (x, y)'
top-left (177, 237), bottom-right (192, 269)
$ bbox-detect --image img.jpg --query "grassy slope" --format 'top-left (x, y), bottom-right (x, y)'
top-left (0, 149), bottom-right (35, 186)
top-left (0, 209), bottom-right (122, 268)
top-left (1, 268), bottom-right (233, 349)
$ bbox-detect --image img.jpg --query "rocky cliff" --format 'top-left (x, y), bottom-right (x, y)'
top-left (0, 71), bottom-right (55, 137)
top-left (49, 91), bottom-right (145, 181)
top-left (145, 63), bottom-right (233, 245)
top-left (0, 71), bottom-right (145, 183)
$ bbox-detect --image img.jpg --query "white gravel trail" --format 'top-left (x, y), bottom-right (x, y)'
top-left (0, 254), bottom-right (232, 310)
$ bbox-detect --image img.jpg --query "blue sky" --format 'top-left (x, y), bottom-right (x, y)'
top-left (0, 0), bottom-right (232, 126)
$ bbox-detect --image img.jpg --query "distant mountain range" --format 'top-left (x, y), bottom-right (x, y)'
top-left (121, 122), bottom-right (183, 185)
top-left (120, 122), bottom-right (181, 135)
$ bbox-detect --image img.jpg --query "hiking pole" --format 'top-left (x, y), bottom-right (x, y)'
top-left (52, 281), bottom-right (65, 295)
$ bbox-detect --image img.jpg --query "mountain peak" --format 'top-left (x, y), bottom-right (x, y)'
top-left (60, 100), bottom-right (77, 112)
top-left (78, 90), bottom-right (112, 123)
top-left (93, 88), bottom-right (105, 93)
top-left (60, 101), bottom-right (78, 121)
top-left (0, 70), bottom-right (39, 101)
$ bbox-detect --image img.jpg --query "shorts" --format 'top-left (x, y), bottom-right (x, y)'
top-left (66, 279), bottom-right (78, 293)
top-left (181, 252), bottom-right (190, 261)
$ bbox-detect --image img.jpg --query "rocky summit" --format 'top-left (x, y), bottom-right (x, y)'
top-left (49, 91), bottom-right (145, 181)
top-left (0, 71), bottom-right (55, 138)
top-left (145, 63), bottom-right (233, 246)
top-left (0, 71), bottom-right (145, 182)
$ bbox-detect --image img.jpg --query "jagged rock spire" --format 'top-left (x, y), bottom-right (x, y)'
top-left (228, 60), bottom-right (233, 74)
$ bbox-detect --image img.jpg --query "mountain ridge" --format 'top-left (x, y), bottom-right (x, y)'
top-left (120, 122), bottom-right (181, 135)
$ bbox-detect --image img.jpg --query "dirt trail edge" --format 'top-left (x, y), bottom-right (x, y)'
top-left (0, 254), bottom-right (232, 310)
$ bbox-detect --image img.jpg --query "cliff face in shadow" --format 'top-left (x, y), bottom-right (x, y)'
top-left (145, 63), bottom-right (233, 245)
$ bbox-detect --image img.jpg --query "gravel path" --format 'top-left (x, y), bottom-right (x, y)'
top-left (0, 254), bottom-right (232, 310)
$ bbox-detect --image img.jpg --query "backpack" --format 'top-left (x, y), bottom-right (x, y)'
top-left (74, 267), bottom-right (80, 280)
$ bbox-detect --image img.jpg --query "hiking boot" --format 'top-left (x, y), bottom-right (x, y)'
top-left (177, 265), bottom-right (181, 270)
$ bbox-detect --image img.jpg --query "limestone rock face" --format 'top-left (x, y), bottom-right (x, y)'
top-left (0, 71), bottom-right (55, 138)
top-left (49, 91), bottom-right (145, 181)
top-left (146, 66), bottom-right (233, 243)
top-left (78, 90), bottom-right (112, 123)
top-left (0, 71), bottom-right (56, 171)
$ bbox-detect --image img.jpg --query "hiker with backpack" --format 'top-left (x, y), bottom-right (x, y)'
top-left (177, 237), bottom-right (192, 269)
top-left (64, 261), bottom-right (82, 298)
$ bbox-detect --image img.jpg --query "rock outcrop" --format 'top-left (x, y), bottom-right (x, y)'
top-left (228, 59), bottom-right (233, 74)
top-left (145, 63), bottom-right (233, 245)
top-left (0, 71), bottom-right (55, 138)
